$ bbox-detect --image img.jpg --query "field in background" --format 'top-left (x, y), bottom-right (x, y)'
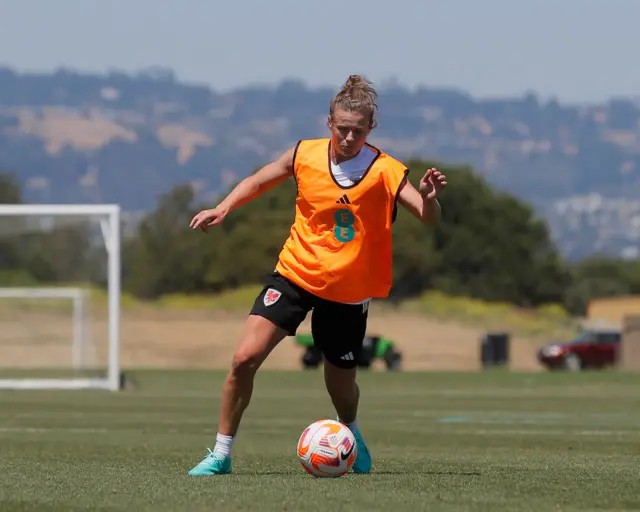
top-left (0, 285), bottom-right (581, 372)
top-left (158, 287), bottom-right (578, 338)
top-left (1, 370), bottom-right (639, 511)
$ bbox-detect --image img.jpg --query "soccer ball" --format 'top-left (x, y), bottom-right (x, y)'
top-left (296, 419), bottom-right (357, 477)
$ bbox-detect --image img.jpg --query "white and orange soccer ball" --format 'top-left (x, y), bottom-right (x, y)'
top-left (296, 419), bottom-right (357, 477)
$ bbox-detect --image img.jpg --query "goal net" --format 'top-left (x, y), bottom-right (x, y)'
top-left (0, 204), bottom-right (121, 391)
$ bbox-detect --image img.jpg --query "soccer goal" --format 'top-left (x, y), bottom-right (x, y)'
top-left (0, 204), bottom-right (122, 391)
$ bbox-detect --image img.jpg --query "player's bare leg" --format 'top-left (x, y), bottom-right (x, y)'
top-left (324, 361), bottom-right (359, 422)
top-left (324, 360), bottom-right (372, 474)
top-left (188, 315), bottom-right (288, 476)
top-left (219, 315), bottom-right (288, 435)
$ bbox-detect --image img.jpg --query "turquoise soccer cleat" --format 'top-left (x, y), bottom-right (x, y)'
top-left (187, 448), bottom-right (232, 476)
top-left (338, 418), bottom-right (372, 474)
top-left (350, 426), bottom-right (372, 474)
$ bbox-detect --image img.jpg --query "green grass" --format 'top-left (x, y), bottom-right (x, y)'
top-left (1, 370), bottom-right (640, 511)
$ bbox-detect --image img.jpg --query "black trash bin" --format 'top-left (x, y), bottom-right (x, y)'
top-left (480, 333), bottom-right (510, 368)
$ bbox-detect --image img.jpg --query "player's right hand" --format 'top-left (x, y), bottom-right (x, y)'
top-left (189, 207), bottom-right (227, 233)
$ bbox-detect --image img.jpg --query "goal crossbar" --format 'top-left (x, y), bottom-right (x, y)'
top-left (0, 204), bottom-right (120, 216)
top-left (0, 379), bottom-right (114, 390)
top-left (0, 204), bottom-right (122, 391)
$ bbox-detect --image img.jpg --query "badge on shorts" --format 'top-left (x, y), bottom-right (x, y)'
top-left (263, 288), bottom-right (282, 307)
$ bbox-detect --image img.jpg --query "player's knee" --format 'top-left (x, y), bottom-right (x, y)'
top-left (230, 347), bottom-right (262, 379)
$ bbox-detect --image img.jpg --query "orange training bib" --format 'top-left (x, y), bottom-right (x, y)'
top-left (275, 138), bottom-right (408, 303)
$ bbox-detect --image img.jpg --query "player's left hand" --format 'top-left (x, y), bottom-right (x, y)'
top-left (419, 167), bottom-right (447, 200)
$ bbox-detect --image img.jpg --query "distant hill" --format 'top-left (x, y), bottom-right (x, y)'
top-left (1, 65), bottom-right (640, 260)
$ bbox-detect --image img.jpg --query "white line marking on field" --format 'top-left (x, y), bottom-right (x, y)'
top-left (446, 428), bottom-right (638, 437)
top-left (0, 427), bottom-right (108, 434)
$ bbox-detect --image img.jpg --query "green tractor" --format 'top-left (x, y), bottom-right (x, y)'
top-left (294, 333), bottom-right (402, 371)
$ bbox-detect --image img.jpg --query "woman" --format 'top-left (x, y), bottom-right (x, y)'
top-left (187, 75), bottom-right (447, 476)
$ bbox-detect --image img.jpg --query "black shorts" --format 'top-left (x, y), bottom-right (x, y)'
top-left (250, 272), bottom-right (369, 369)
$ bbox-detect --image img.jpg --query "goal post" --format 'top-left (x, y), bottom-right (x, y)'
top-left (0, 204), bottom-right (122, 391)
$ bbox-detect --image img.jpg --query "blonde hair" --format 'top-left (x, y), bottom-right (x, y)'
top-left (329, 74), bottom-right (378, 129)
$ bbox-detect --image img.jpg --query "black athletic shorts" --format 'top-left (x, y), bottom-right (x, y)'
top-left (249, 272), bottom-right (369, 369)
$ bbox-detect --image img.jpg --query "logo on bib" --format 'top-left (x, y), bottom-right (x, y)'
top-left (334, 208), bottom-right (356, 243)
top-left (263, 288), bottom-right (282, 306)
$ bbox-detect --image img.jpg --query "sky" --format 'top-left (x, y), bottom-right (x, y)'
top-left (0, 0), bottom-right (637, 104)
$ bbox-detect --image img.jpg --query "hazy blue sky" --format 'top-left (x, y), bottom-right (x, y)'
top-left (0, 0), bottom-right (637, 104)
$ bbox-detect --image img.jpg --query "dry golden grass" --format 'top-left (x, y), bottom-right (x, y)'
top-left (0, 301), bottom-right (554, 372)
top-left (588, 295), bottom-right (640, 327)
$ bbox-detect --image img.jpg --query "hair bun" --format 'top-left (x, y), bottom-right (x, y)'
top-left (342, 74), bottom-right (367, 91)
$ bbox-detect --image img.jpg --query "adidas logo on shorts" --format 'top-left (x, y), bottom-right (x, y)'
top-left (340, 352), bottom-right (354, 361)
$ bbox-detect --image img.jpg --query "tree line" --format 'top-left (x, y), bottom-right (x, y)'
top-left (1, 160), bottom-right (639, 316)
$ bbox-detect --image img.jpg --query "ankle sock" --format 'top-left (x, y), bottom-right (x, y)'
top-left (213, 433), bottom-right (234, 458)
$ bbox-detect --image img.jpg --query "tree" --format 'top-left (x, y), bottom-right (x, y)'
top-left (0, 172), bottom-right (21, 204)
top-left (0, 172), bottom-right (27, 283)
top-left (401, 160), bottom-right (572, 306)
top-left (123, 184), bottom-right (213, 298)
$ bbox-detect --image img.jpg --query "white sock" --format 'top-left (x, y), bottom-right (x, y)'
top-left (213, 433), bottom-right (234, 458)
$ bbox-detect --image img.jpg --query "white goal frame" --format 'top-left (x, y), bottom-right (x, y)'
top-left (0, 204), bottom-right (121, 391)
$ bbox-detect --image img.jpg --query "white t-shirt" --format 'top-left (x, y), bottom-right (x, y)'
top-left (330, 146), bottom-right (377, 187)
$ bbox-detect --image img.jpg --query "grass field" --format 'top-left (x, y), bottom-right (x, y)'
top-left (1, 370), bottom-right (639, 511)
